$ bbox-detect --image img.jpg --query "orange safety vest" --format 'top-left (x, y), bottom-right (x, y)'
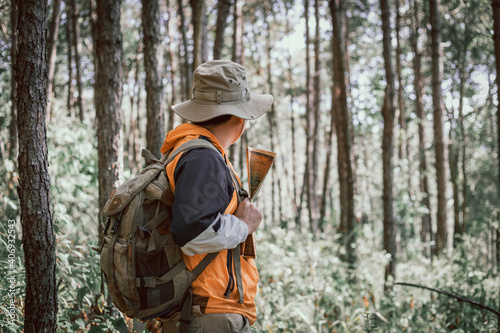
top-left (160, 123), bottom-right (259, 324)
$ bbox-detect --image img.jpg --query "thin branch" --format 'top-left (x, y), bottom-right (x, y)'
top-left (395, 282), bottom-right (500, 317)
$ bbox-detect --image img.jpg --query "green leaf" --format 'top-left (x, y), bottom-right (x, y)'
top-left (112, 317), bottom-right (128, 333)
top-left (74, 318), bottom-right (85, 328)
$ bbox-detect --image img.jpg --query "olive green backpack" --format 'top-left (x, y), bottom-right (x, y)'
top-left (99, 139), bottom-right (220, 323)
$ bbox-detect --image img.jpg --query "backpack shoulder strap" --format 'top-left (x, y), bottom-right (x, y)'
top-left (162, 138), bottom-right (222, 165)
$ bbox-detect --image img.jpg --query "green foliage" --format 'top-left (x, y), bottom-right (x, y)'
top-left (46, 109), bottom-right (99, 236)
top-left (254, 226), bottom-right (500, 332)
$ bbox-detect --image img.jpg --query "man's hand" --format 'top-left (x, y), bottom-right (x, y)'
top-left (234, 198), bottom-right (263, 234)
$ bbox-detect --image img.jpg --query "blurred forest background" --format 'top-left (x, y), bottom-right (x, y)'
top-left (1, 0), bottom-right (500, 331)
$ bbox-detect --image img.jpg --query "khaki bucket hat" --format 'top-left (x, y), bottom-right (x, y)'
top-left (172, 60), bottom-right (274, 122)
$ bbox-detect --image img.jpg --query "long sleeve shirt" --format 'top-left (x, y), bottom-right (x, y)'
top-left (170, 147), bottom-right (248, 255)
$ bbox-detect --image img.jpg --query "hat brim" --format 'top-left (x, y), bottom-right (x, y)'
top-left (172, 93), bottom-right (274, 122)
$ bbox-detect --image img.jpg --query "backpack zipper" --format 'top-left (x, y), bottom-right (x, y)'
top-left (223, 249), bottom-right (235, 298)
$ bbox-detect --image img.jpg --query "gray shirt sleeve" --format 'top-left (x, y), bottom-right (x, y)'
top-left (180, 213), bottom-right (249, 256)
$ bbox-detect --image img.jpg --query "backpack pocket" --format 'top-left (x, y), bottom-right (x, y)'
top-left (135, 246), bottom-right (175, 310)
top-left (100, 236), bottom-right (137, 312)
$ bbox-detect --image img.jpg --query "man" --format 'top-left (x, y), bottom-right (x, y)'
top-left (160, 60), bottom-right (273, 332)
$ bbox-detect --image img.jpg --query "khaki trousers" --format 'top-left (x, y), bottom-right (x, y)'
top-left (161, 307), bottom-right (251, 333)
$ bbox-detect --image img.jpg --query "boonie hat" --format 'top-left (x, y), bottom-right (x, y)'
top-left (172, 60), bottom-right (274, 122)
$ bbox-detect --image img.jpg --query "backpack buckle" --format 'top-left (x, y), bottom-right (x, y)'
top-left (238, 188), bottom-right (249, 199)
top-left (103, 217), bottom-right (111, 235)
top-left (111, 216), bottom-right (122, 235)
top-left (138, 226), bottom-right (151, 239)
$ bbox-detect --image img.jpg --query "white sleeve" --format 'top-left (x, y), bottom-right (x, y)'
top-left (180, 213), bottom-right (249, 256)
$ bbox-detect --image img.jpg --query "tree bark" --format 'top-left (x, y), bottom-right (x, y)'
top-left (232, 0), bottom-right (243, 64)
top-left (46, 0), bottom-right (62, 123)
top-left (311, 0), bottom-right (321, 234)
top-left (177, 0), bottom-right (191, 100)
top-left (264, 4), bottom-right (283, 227)
top-left (227, 0), bottom-right (244, 166)
top-left (304, 0), bottom-right (318, 236)
top-left (411, 0), bottom-right (432, 256)
top-left (429, 0), bottom-right (448, 256)
top-left (321, 86), bottom-right (335, 227)
top-left (66, 6), bottom-right (75, 115)
top-left (380, 0), bottom-right (397, 286)
top-left (15, 1), bottom-right (58, 331)
top-left (129, 52), bottom-right (141, 174)
top-left (201, 7), bottom-right (208, 64)
top-left (458, 64), bottom-right (467, 235)
top-left (396, 0), bottom-right (405, 161)
top-left (449, 120), bottom-right (460, 246)
top-left (96, 0), bottom-right (123, 245)
top-left (329, 0), bottom-right (355, 256)
top-left (9, 0), bottom-right (18, 161)
top-left (190, 0), bottom-right (205, 70)
top-left (492, 0), bottom-right (500, 273)
top-left (166, 0), bottom-right (176, 131)
top-left (142, 0), bottom-right (164, 156)
top-left (71, 0), bottom-right (84, 121)
top-left (213, 0), bottom-right (231, 60)
top-left (89, 0), bottom-right (97, 63)
top-left (284, 5), bottom-right (299, 228)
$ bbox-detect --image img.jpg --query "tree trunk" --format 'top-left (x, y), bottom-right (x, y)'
top-left (380, 0), bottom-right (397, 286)
top-left (228, 0), bottom-right (243, 166)
top-left (129, 53), bottom-right (141, 174)
top-left (411, 0), bottom-right (432, 257)
top-left (201, 1), bottom-right (208, 64)
top-left (264, 4), bottom-right (283, 227)
top-left (492, 0), bottom-right (500, 274)
top-left (340, 3), bottom-right (358, 206)
top-left (15, 1), bottom-right (58, 331)
top-left (89, 0), bottom-right (97, 64)
top-left (395, 0), bottom-right (408, 250)
top-left (396, 0), bottom-right (405, 161)
top-left (311, 0), bottom-right (321, 234)
top-left (190, 0), bottom-right (205, 70)
top-left (329, 0), bottom-right (355, 258)
top-left (458, 65), bottom-right (467, 235)
top-left (321, 86), bottom-right (335, 227)
top-left (284, 4), bottom-right (299, 227)
top-left (449, 113), bottom-right (460, 246)
top-left (66, 7), bottom-right (74, 115)
top-left (96, 0), bottom-right (123, 245)
top-left (46, 0), bottom-right (62, 123)
top-left (429, 0), bottom-right (448, 256)
top-left (71, 0), bottom-right (84, 121)
top-left (290, 94), bottom-right (299, 225)
top-left (497, 230), bottom-right (500, 274)
top-left (232, 0), bottom-right (243, 64)
top-left (239, 131), bottom-right (246, 180)
top-left (166, 0), bottom-right (176, 131)
top-left (177, 0), bottom-right (191, 100)
top-left (142, 0), bottom-right (164, 156)
top-left (303, 0), bottom-right (317, 236)
top-left (213, 0), bottom-right (231, 60)
top-left (9, 0), bottom-right (18, 161)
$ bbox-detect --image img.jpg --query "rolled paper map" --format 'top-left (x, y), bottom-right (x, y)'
top-left (240, 147), bottom-right (276, 259)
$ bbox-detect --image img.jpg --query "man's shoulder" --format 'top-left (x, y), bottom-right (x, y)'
top-left (173, 147), bottom-right (227, 180)
top-left (179, 146), bottom-right (224, 164)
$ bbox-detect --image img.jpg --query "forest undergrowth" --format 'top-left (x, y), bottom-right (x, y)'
top-left (1, 115), bottom-right (499, 333)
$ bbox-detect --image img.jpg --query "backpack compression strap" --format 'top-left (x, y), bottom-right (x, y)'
top-left (179, 251), bottom-right (219, 333)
